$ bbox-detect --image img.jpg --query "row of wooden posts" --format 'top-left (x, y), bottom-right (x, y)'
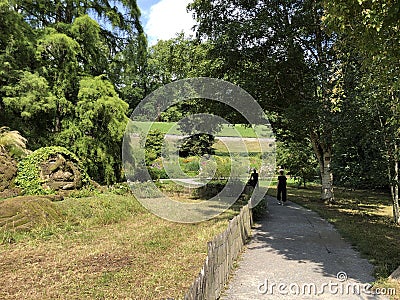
top-left (184, 204), bottom-right (253, 300)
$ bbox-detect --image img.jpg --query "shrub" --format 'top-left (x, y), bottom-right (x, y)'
top-left (181, 157), bottom-right (200, 174)
top-left (251, 196), bottom-right (268, 221)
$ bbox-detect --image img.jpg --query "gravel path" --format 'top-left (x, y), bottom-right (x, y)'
top-left (221, 196), bottom-right (388, 299)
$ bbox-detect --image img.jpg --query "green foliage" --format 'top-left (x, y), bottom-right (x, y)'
top-left (323, 0), bottom-right (399, 221)
top-left (276, 141), bottom-right (319, 187)
top-left (15, 146), bottom-right (89, 195)
top-left (139, 129), bottom-right (166, 181)
top-left (70, 15), bottom-right (108, 75)
top-left (179, 134), bottom-right (215, 158)
top-left (147, 167), bottom-right (168, 181)
top-left (181, 157), bottom-right (200, 174)
top-left (214, 156), bottom-right (231, 179)
top-left (3, 71), bottom-right (57, 118)
top-left (68, 185), bottom-right (99, 198)
top-left (0, 0), bottom-right (146, 185)
top-left (144, 130), bottom-right (164, 165)
top-left (148, 33), bottom-right (216, 86)
top-left (56, 76), bottom-right (129, 184)
top-left (198, 156), bottom-right (233, 179)
top-left (189, 0), bottom-right (338, 201)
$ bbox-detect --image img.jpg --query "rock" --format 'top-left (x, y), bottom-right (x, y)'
top-left (0, 196), bottom-right (62, 232)
top-left (40, 154), bottom-right (83, 191)
top-left (16, 146), bottom-right (90, 195)
top-left (389, 266), bottom-right (400, 280)
top-left (0, 151), bottom-right (17, 192)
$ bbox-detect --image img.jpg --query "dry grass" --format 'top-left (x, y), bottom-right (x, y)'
top-left (0, 193), bottom-right (235, 299)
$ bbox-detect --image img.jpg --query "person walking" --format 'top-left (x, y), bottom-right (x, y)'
top-left (277, 169), bottom-right (287, 205)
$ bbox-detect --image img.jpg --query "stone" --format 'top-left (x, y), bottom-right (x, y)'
top-left (0, 196), bottom-right (62, 232)
top-left (40, 154), bottom-right (83, 191)
top-left (0, 151), bottom-right (17, 192)
top-left (389, 266), bottom-right (400, 280)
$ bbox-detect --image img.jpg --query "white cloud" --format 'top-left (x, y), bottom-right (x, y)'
top-left (144, 0), bottom-right (196, 45)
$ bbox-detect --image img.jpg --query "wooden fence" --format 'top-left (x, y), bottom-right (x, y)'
top-left (184, 205), bottom-right (253, 300)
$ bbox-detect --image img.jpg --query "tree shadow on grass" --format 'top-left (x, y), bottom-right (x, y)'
top-left (249, 198), bottom-right (382, 283)
top-left (261, 187), bottom-right (400, 280)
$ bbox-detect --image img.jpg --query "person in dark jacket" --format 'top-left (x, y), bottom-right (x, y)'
top-left (248, 169), bottom-right (259, 188)
top-left (277, 169), bottom-right (287, 205)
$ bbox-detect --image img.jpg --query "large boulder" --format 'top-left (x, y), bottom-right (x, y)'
top-left (39, 153), bottom-right (83, 191)
top-left (0, 151), bottom-right (17, 192)
top-left (16, 146), bottom-right (90, 195)
top-left (0, 195), bottom-right (62, 232)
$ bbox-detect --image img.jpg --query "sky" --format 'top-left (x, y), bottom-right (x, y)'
top-left (137, 0), bottom-right (197, 46)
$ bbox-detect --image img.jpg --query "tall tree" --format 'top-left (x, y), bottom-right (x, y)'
top-left (189, 0), bottom-right (339, 202)
top-left (323, 0), bottom-right (400, 223)
top-left (0, 0), bottom-right (145, 183)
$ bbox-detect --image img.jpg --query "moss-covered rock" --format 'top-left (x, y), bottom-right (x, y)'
top-left (0, 195), bottom-right (62, 231)
top-left (16, 146), bottom-right (90, 195)
top-left (0, 151), bottom-right (17, 192)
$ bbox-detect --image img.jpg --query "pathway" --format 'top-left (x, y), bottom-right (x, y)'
top-left (221, 196), bottom-right (388, 299)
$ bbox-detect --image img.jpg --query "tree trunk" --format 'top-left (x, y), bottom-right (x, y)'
top-left (301, 170), bottom-right (306, 188)
top-left (390, 144), bottom-right (400, 225)
top-left (320, 155), bottom-right (334, 201)
top-left (310, 131), bottom-right (334, 202)
top-left (376, 97), bottom-right (400, 225)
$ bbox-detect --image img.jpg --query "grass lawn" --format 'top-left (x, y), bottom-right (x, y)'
top-left (268, 183), bottom-right (400, 298)
top-left (0, 192), bottom-right (241, 300)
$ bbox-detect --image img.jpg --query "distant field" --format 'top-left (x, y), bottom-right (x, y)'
top-left (132, 122), bottom-right (273, 138)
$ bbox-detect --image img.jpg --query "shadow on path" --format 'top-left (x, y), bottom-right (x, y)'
top-left (221, 196), bottom-right (388, 299)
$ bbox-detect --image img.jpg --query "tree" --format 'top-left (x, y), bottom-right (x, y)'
top-left (0, 0), bottom-right (36, 129)
top-left (148, 33), bottom-right (216, 86)
top-left (0, 0), bottom-right (146, 184)
top-left (323, 0), bottom-right (400, 223)
top-left (55, 76), bottom-right (129, 184)
top-left (189, 0), bottom-right (339, 202)
top-left (276, 140), bottom-right (319, 188)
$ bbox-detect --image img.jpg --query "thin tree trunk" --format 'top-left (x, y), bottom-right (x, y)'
top-left (390, 144), bottom-right (400, 225)
top-left (320, 149), bottom-right (334, 202)
top-left (376, 95), bottom-right (400, 225)
top-left (310, 131), bottom-right (334, 202)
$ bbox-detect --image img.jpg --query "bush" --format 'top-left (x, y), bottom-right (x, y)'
top-left (182, 157), bottom-right (200, 173)
top-left (144, 130), bottom-right (164, 165)
top-left (179, 134), bottom-right (215, 157)
top-left (108, 183), bottom-right (132, 195)
top-left (148, 167), bottom-right (168, 180)
top-left (251, 196), bottom-right (268, 221)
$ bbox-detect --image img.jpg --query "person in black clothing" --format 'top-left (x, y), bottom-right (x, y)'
top-left (248, 169), bottom-right (259, 188)
top-left (277, 169), bottom-right (287, 205)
